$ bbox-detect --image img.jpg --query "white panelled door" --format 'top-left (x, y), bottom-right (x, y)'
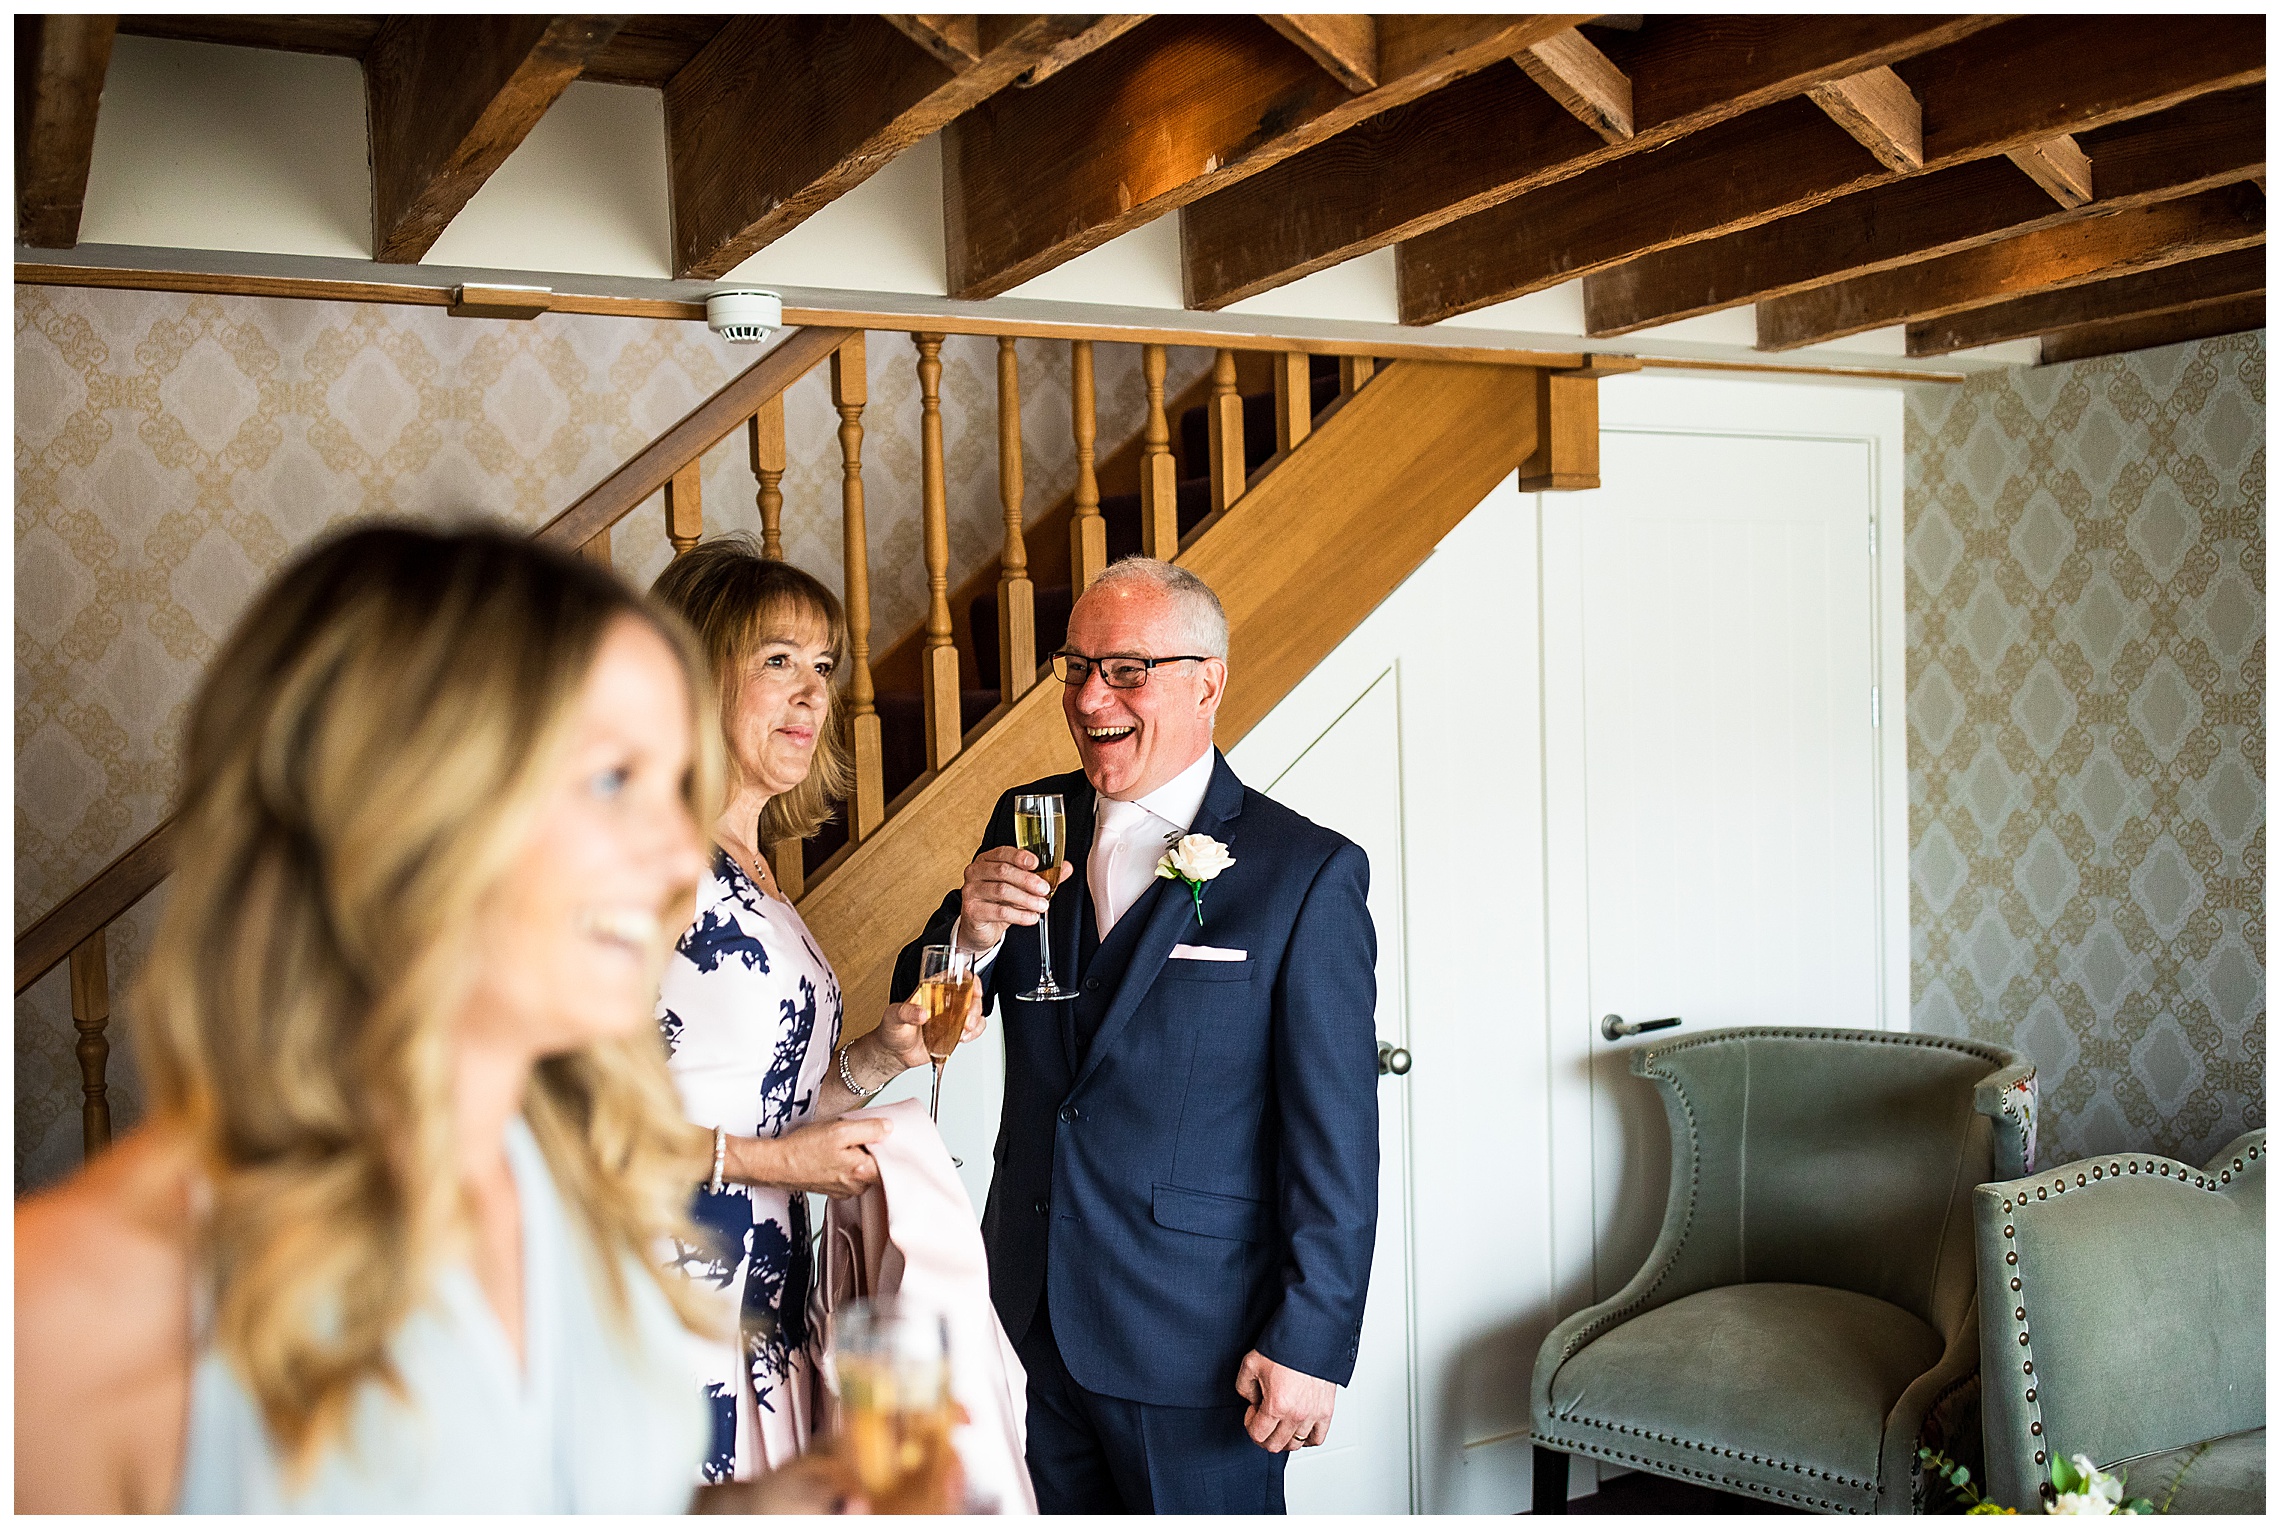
top-left (1540, 377), bottom-right (1909, 1423)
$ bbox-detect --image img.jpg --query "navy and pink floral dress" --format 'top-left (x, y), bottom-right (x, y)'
top-left (657, 850), bottom-right (843, 1483)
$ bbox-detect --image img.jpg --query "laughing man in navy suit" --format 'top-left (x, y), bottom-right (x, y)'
top-left (893, 557), bottom-right (1378, 1514)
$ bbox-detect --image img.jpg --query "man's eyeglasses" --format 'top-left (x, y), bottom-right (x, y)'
top-left (1050, 651), bottom-right (1213, 689)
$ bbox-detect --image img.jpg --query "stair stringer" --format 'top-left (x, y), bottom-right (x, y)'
top-left (803, 357), bottom-right (1544, 1034)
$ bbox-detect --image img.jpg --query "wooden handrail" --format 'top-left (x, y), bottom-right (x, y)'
top-left (536, 325), bottom-right (852, 549)
top-left (17, 820), bottom-right (174, 996)
top-left (17, 325), bottom-right (851, 1000)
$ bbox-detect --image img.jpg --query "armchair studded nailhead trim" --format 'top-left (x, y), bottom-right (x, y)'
top-left (1533, 1427), bottom-right (1856, 1512)
top-left (1994, 1143), bottom-right (2260, 1504)
top-left (1555, 1060), bottom-right (1703, 1365)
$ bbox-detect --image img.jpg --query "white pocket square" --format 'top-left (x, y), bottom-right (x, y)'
top-left (1169, 944), bottom-right (1248, 962)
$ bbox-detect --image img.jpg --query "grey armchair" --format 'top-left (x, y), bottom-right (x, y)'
top-left (1530, 1026), bottom-right (2034, 1514)
top-left (1975, 1130), bottom-right (2265, 1514)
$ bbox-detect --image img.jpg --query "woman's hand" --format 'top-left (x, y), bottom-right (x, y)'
top-left (872, 1000), bottom-right (932, 1074)
top-left (735, 1117), bottom-right (889, 1198)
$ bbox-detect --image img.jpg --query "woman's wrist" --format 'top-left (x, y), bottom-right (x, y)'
top-left (724, 1131), bottom-right (780, 1186)
top-left (843, 1033), bottom-right (903, 1096)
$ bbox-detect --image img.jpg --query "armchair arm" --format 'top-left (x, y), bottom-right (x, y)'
top-left (1973, 1060), bottom-right (2039, 1178)
top-left (1879, 1295), bottom-right (1983, 1511)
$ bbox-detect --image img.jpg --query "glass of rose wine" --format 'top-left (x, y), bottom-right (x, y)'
top-left (1013, 792), bottom-right (1070, 1001)
top-left (916, 944), bottom-right (978, 1123)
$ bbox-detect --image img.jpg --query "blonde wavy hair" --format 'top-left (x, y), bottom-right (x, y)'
top-left (649, 536), bottom-right (852, 842)
top-left (131, 523), bottom-right (722, 1473)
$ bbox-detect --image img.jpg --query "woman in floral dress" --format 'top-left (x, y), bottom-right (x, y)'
top-left (650, 540), bottom-right (983, 1482)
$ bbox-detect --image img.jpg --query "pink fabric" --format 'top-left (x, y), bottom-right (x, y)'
top-left (817, 1100), bottom-right (1038, 1515)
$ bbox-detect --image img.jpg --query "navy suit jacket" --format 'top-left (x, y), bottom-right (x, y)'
top-left (894, 752), bottom-right (1379, 1408)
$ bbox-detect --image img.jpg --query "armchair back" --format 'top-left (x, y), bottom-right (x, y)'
top-left (1973, 1130), bottom-right (2266, 1509)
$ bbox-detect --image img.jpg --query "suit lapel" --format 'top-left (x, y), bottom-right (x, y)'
top-left (1071, 752), bottom-right (1247, 1092)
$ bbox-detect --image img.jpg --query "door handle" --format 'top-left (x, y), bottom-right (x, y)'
top-left (1377, 1042), bottom-right (1412, 1076)
top-left (1601, 1014), bottom-right (1682, 1042)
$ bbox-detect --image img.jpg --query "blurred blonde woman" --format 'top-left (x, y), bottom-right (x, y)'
top-left (647, 537), bottom-right (982, 1482)
top-left (16, 525), bottom-right (726, 1511)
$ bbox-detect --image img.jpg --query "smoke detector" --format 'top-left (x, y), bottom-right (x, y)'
top-left (705, 289), bottom-right (783, 344)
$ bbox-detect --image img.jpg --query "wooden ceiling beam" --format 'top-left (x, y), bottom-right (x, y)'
top-left (881, 16), bottom-right (983, 71)
top-left (2005, 136), bottom-right (2093, 209)
top-left (1262, 14), bottom-right (1378, 93)
top-left (1755, 183), bottom-right (2267, 351)
top-left (1907, 247), bottom-right (2266, 356)
top-left (1400, 14), bottom-right (2267, 326)
top-left (16, 14), bottom-right (118, 250)
top-left (947, 14), bottom-right (1582, 301)
top-left (366, 16), bottom-right (621, 265)
top-left (1180, 15), bottom-right (1995, 312)
top-left (1585, 86), bottom-right (2265, 337)
top-left (1400, 98), bottom-right (1898, 322)
top-left (1515, 27), bottom-right (1633, 143)
top-left (669, 15), bottom-right (1136, 281)
top-left (1806, 66), bottom-right (1920, 172)
top-left (2039, 294), bottom-right (2266, 366)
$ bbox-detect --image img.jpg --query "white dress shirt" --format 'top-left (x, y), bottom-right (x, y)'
top-left (1088, 746), bottom-right (1215, 940)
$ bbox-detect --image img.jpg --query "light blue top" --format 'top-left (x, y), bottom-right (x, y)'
top-left (178, 1116), bottom-right (707, 1512)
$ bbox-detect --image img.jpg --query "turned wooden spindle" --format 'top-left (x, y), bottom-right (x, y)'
top-left (749, 394), bottom-right (786, 560)
top-left (1069, 339), bottom-right (1104, 594)
top-left (665, 462), bottom-right (703, 559)
top-left (996, 336), bottom-right (1037, 698)
top-left (1140, 343), bottom-right (1178, 558)
top-left (580, 525), bottom-right (612, 567)
top-left (914, 334), bottom-right (962, 772)
top-left (1208, 347), bottom-right (1246, 514)
top-left (1340, 355), bottom-right (1376, 397)
top-left (69, 928), bottom-right (111, 1156)
top-left (833, 334), bottom-right (884, 842)
top-left (1273, 350), bottom-right (1312, 455)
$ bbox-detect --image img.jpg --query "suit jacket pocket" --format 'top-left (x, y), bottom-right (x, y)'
top-left (1159, 958), bottom-right (1254, 983)
top-left (1151, 1183), bottom-right (1269, 1243)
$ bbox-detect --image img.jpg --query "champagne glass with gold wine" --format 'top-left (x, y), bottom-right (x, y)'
top-left (1013, 792), bottom-right (1071, 1001)
top-left (915, 944), bottom-right (978, 1123)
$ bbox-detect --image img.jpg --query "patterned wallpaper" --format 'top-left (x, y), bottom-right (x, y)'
top-left (1907, 332), bottom-right (2265, 1169)
top-left (14, 284), bottom-right (1205, 1190)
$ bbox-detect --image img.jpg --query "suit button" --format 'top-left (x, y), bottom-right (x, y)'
top-left (1084, 978), bottom-right (1100, 993)
top-left (1057, 1106), bottom-right (1073, 1124)
top-left (1033, 1198), bottom-right (1049, 1216)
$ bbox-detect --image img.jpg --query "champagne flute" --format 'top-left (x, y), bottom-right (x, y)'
top-left (831, 1296), bottom-right (959, 1512)
top-left (1013, 792), bottom-right (1071, 1001)
top-left (915, 944), bottom-right (978, 1123)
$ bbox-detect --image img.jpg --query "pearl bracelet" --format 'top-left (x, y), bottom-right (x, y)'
top-left (837, 1042), bottom-right (879, 1100)
top-left (709, 1125), bottom-right (727, 1193)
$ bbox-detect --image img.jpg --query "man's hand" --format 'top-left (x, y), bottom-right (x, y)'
top-left (956, 847), bottom-right (1070, 949)
top-left (1235, 1350), bottom-right (1337, 1453)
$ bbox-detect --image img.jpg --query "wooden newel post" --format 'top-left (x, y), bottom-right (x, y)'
top-left (749, 394), bottom-right (786, 560)
top-left (69, 928), bottom-right (111, 1157)
top-left (995, 336), bottom-right (1037, 699)
top-left (1139, 343), bottom-right (1178, 558)
top-left (914, 333), bottom-right (963, 771)
top-left (1518, 363), bottom-right (1607, 492)
top-left (1208, 347), bottom-right (1246, 514)
top-left (1069, 340), bottom-right (1104, 593)
top-left (665, 462), bottom-right (703, 559)
top-left (1273, 350), bottom-right (1313, 455)
top-left (833, 334), bottom-right (885, 842)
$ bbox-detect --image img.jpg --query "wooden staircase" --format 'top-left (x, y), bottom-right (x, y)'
top-left (15, 316), bottom-right (1616, 1161)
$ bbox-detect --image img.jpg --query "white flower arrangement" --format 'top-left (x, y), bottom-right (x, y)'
top-left (1156, 833), bottom-right (1234, 924)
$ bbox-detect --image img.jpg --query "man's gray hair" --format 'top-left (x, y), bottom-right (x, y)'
top-left (1089, 556), bottom-right (1230, 659)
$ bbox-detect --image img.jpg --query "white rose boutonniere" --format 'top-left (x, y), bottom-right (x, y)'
top-left (1156, 833), bottom-right (1234, 925)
